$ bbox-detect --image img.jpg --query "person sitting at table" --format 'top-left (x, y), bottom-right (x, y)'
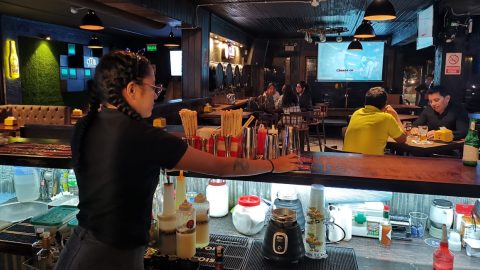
top-left (343, 87), bottom-right (406, 155)
top-left (296, 81), bottom-right (312, 110)
top-left (411, 85), bottom-right (469, 141)
top-left (267, 83), bottom-right (281, 104)
top-left (256, 85), bottom-right (275, 110)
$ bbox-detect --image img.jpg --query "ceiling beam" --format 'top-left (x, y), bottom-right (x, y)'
top-left (391, 19), bottom-right (418, 46)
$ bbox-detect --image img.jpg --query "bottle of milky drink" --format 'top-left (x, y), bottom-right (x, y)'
top-left (158, 180), bottom-right (176, 255)
top-left (193, 193), bottom-right (210, 248)
top-left (176, 200), bottom-right (196, 259)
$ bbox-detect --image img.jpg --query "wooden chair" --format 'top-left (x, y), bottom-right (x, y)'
top-left (310, 104), bottom-right (328, 147)
top-left (282, 111), bottom-right (312, 152)
top-left (258, 113), bottom-right (279, 128)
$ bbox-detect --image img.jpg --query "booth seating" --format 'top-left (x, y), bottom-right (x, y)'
top-left (0, 105), bottom-right (71, 126)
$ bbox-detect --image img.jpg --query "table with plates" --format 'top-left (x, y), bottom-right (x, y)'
top-left (387, 136), bottom-right (464, 156)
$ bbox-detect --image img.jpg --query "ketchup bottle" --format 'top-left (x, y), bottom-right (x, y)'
top-left (433, 224), bottom-right (454, 270)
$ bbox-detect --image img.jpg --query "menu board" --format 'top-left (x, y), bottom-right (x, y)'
top-left (417, 5), bottom-right (434, 50)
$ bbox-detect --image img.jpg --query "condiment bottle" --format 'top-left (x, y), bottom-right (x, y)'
top-left (193, 193), bottom-right (210, 248)
top-left (433, 224), bottom-right (454, 270)
top-left (206, 179), bottom-right (228, 217)
top-left (37, 231), bottom-right (54, 270)
top-left (175, 171), bottom-right (186, 210)
top-left (158, 179), bottom-right (176, 255)
top-left (176, 200), bottom-right (196, 259)
top-left (379, 205), bottom-right (391, 246)
top-left (257, 124), bottom-right (267, 155)
top-left (215, 246), bottom-right (224, 270)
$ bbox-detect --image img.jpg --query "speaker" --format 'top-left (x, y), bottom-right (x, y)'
top-left (248, 39), bottom-right (269, 67)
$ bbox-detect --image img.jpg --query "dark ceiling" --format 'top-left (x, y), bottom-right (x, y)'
top-left (0, 0), bottom-right (182, 38)
top-left (188, 0), bottom-right (433, 38)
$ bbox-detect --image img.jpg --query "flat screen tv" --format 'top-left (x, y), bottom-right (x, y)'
top-left (170, 50), bottom-right (182, 76)
top-left (417, 5), bottom-right (434, 50)
top-left (317, 42), bottom-right (384, 82)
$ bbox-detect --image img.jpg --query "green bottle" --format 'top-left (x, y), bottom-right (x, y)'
top-left (463, 119), bottom-right (479, 167)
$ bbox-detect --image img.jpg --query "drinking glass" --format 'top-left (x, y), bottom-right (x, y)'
top-left (403, 121), bottom-right (412, 136)
top-left (418, 126), bottom-right (428, 142)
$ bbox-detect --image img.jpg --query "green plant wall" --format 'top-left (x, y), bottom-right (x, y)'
top-left (18, 36), bottom-right (66, 105)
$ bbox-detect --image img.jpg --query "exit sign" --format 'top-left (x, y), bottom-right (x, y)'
top-left (147, 44), bottom-right (157, 51)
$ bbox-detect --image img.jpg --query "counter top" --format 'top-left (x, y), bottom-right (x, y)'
top-left (175, 152), bottom-right (480, 197)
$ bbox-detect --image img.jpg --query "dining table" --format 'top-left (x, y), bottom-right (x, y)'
top-left (387, 136), bottom-right (464, 156)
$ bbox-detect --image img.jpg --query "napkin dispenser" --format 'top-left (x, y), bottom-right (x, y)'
top-left (4, 117), bottom-right (17, 126)
top-left (434, 129), bottom-right (453, 142)
top-left (153, 117), bottom-right (166, 128)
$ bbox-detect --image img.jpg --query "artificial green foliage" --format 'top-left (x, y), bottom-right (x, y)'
top-left (19, 37), bottom-right (66, 105)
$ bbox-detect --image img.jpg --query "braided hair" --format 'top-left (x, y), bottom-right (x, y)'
top-left (72, 51), bottom-right (151, 170)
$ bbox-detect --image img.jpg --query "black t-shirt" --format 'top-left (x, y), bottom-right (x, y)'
top-left (415, 83), bottom-right (434, 101)
top-left (299, 92), bottom-right (312, 110)
top-left (71, 108), bottom-right (188, 249)
top-left (412, 103), bottom-right (470, 140)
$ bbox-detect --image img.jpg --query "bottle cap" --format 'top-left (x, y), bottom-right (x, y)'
top-left (194, 193), bottom-right (207, 203)
top-left (238, 195), bottom-right (260, 207)
top-left (36, 228), bottom-right (44, 234)
top-left (177, 170), bottom-right (185, 181)
top-left (43, 231), bottom-right (50, 238)
top-left (179, 200), bottom-right (192, 211)
top-left (384, 205), bottom-right (390, 211)
top-left (209, 179), bottom-right (226, 186)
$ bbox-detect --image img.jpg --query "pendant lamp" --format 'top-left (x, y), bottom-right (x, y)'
top-left (354, 20), bottom-right (376, 38)
top-left (364, 0), bottom-right (396, 21)
top-left (80, 10), bottom-right (104, 30)
top-left (87, 36), bottom-right (103, 49)
top-left (348, 39), bottom-right (363, 51)
top-left (164, 27), bottom-right (180, 47)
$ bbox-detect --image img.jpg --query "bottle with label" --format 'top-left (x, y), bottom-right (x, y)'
top-left (9, 40), bottom-right (20, 79)
top-left (215, 246), bottom-right (224, 270)
top-left (463, 119), bottom-right (479, 167)
top-left (32, 228), bottom-right (44, 268)
top-left (176, 200), bottom-right (196, 259)
top-left (433, 224), bottom-right (454, 270)
top-left (193, 193), bottom-right (210, 248)
top-left (379, 205), bottom-right (391, 246)
top-left (59, 170), bottom-right (69, 193)
top-left (37, 231), bottom-right (54, 270)
top-left (67, 169), bottom-right (78, 196)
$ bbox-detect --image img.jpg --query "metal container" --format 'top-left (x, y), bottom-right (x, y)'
top-left (0, 202), bottom-right (48, 223)
top-left (224, 135), bottom-right (232, 158)
top-left (243, 127), bottom-right (257, 160)
top-left (263, 134), bottom-right (279, 160)
top-left (190, 137), bottom-right (198, 149)
top-left (201, 139), bottom-right (208, 152)
top-left (282, 125), bottom-right (300, 156)
top-left (211, 134), bottom-right (219, 156)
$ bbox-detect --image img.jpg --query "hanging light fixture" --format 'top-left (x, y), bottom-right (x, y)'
top-left (364, 0), bottom-right (396, 21)
top-left (348, 39), bottom-right (363, 51)
top-left (354, 20), bottom-right (376, 38)
top-left (87, 35), bottom-right (103, 49)
top-left (319, 33), bottom-right (326, 43)
top-left (165, 27), bottom-right (180, 47)
top-left (80, 10), bottom-right (104, 30)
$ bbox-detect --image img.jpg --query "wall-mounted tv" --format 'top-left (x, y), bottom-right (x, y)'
top-left (417, 5), bottom-right (434, 50)
top-left (317, 42), bottom-right (385, 82)
top-left (170, 50), bottom-right (182, 76)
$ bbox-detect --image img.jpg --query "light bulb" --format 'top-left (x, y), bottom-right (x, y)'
top-left (336, 35), bottom-right (342, 42)
top-left (319, 34), bottom-right (326, 43)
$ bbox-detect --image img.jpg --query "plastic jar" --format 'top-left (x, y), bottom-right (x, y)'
top-left (232, 196), bottom-right (265, 235)
top-left (206, 179), bottom-right (228, 217)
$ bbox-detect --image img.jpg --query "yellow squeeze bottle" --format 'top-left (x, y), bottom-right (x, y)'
top-left (175, 171), bottom-right (186, 210)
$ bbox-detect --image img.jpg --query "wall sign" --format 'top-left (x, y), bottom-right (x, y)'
top-left (147, 44), bottom-right (157, 52)
top-left (83, 56), bottom-right (99, 68)
top-left (445, 53), bottom-right (462, 75)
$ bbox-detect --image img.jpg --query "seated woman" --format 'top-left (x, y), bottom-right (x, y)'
top-left (278, 85), bottom-right (302, 126)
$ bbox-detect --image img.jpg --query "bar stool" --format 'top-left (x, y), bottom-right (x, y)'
top-left (311, 104), bottom-right (328, 147)
top-left (282, 111), bottom-right (312, 152)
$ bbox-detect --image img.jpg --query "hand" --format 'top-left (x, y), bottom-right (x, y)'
top-left (411, 127), bottom-right (419, 136)
top-left (427, 130), bottom-right (435, 140)
top-left (384, 105), bottom-right (398, 117)
top-left (272, 154), bottom-right (302, 173)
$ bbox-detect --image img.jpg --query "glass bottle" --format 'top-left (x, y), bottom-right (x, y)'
top-left (9, 40), bottom-right (20, 79)
top-left (274, 186), bottom-right (305, 231)
top-left (193, 193), bottom-right (210, 248)
top-left (433, 224), bottom-right (454, 270)
top-left (37, 231), bottom-right (54, 270)
top-left (176, 200), bottom-right (196, 259)
top-left (215, 246), bottom-right (224, 270)
top-left (379, 205), bottom-right (391, 246)
top-left (463, 119), bottom-right (479, 167)
top-left (67, 169), bottom-right (78, 196)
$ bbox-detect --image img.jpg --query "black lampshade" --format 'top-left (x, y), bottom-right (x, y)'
top-left (165, 27), bottom-right (179, 47)
top-left (87, 36), bottom-right (103, 49)
top-left (354, 20), bottom-right (376, 38)
top-left (169, 27), bottom-right (175, 38)
top-left (348, 39), bottom-right (363, 51)
top-left (364, 0), bottom-right (396, 21)
top-left (80, 10), bottom-right (104, 30)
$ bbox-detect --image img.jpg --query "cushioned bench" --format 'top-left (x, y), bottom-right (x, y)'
top-left (0, 105), bottom-right (71, 126)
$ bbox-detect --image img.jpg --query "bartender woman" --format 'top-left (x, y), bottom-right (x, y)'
top-left (55, 51), bottom-right (300, 270)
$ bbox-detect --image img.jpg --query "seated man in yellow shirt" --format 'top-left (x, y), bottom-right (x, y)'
top-left (343, 87), bottom-right (407, 155)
